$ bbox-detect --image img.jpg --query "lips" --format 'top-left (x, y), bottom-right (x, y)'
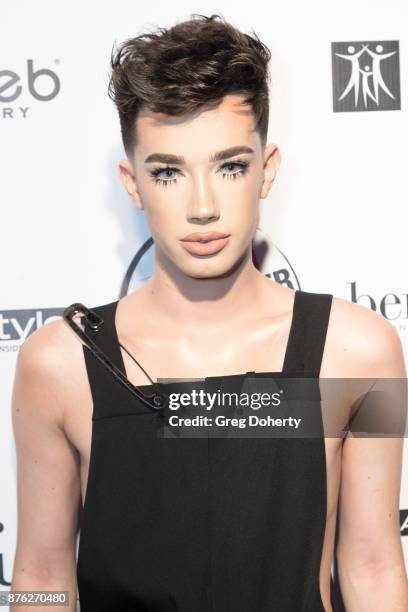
top-left (180, 231), bottom-right (229, 242)
top-left (180, 232), bottom-right (230, 256)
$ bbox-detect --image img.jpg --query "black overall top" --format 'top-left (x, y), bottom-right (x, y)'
top-left (77, 289), bottom-right (335, 611)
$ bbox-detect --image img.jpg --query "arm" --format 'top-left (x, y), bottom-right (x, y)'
top-left (10, 322), bottom-right (82, 612)
top-left (337, 314), bottom-right (408, 611)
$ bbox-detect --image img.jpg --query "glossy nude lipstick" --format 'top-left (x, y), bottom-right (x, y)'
top-left (180, 231), bottom-right (230, 256)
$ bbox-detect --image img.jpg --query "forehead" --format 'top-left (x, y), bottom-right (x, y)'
top-left (134, 94), bottom-right (258, 156)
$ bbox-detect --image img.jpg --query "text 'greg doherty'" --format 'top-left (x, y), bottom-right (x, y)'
top-left (167, 389), bottom-right (283, 411)
top-left (168, 415), bottom-right (303, 429)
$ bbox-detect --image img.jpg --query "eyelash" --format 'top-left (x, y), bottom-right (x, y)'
top-left (149, 160), bottom-right (250, 187)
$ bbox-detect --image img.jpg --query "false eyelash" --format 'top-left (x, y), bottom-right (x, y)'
top-left (149, 167), bottom-right (178, 187)
top-left (149, 159), bottom-right (250, 187)
top-left (220, 160), bottom-right (250, 180)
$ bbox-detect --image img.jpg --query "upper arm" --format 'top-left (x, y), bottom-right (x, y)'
top-left (11, 321), bottom-right (82, 585)
top-left (336, 310), bottom-right (407, 576)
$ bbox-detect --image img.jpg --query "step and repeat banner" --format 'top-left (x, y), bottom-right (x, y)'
top-left (1, 1), bottom-right (407, 609)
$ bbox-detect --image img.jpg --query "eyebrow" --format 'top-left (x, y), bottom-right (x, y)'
top-left (144, 146), bottom-right (255, 165)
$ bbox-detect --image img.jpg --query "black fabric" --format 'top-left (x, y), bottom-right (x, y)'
top-left (282, 291), bottom-right (333, 377)
top-left (78, 289), bottom-right (336, 611)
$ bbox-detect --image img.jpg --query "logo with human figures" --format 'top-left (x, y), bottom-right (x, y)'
top-left (331, 40), bottom-right (400, 112)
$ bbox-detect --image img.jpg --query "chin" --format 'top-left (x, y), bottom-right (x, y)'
top-left (181, 257), bottom-right (241, 280)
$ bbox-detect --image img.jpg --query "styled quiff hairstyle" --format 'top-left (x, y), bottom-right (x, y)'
top-left (108, 14), bottom-right (272, 157)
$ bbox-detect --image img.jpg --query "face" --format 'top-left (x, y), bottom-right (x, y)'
top-left (119, 94), bottom-right (281, 279)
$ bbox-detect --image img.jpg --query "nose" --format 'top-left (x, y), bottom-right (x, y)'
top-left (187, 171), bottom-right (219, 223)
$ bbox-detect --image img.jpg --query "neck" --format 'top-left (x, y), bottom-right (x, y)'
top-left (139, 247), bottom-right (270, 330)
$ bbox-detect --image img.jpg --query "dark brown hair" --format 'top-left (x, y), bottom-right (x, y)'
top-left (108, 13), bottom-right (272, 156)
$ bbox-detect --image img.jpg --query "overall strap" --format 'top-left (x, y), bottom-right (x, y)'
top-left (82, 301), bottom-right (129, 408)
top-left (282, 290), bottom-right (334, 377)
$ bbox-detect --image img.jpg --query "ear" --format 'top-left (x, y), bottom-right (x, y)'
top-left (259, 143), bottom-right (281, 199)
top-left (118, 159), bottom-right (144, 210)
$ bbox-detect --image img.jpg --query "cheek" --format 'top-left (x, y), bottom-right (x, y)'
top-left (226, 177), bottom-right (260, 221)
top-left (142, 199), bottom-right (181, 252)
top-left (223, 168), bottom-right (263, 210)
top-left (145, 206), bottom-right (177, 243)
top-left (137, 180), bottom-right (179, 227)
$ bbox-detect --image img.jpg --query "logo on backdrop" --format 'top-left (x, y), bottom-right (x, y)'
top-left (348, 282), bottom-right (408, 335)
top-left (0, 523), bottom-right (10, 586)
top-left (401, 510), bottom-right (408, 536)
top-left (119, 228), bottom-right (301, 297)
top-left (331, 41), bottom-right (400, 112)
top-left (0, 59), bottom-right (61, 119)
top-left (0, 308), bottom-right (62, 347)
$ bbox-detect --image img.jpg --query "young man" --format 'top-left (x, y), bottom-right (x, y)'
top-left (11, 14), bottom-right (408, 612)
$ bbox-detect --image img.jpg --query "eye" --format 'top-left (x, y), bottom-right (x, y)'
top-left (149, 166), bottom-right (180, 186)
top-left (218, 160), bottom-right (250, 180)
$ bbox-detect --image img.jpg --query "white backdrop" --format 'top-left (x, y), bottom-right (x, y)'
top-left (1, 0), bottom-right (407, 608)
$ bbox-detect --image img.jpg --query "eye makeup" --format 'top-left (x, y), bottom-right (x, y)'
top-left (148, 159), bottom-right (250, 187)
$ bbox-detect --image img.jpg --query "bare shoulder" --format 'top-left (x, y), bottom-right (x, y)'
top-left (13, 313), bottom-right (90, 428)
top-left (324, 295), bottom-right (406, 378)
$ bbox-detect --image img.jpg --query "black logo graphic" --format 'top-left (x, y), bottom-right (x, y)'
top-left (400, 509), bottom-right (408, 536)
